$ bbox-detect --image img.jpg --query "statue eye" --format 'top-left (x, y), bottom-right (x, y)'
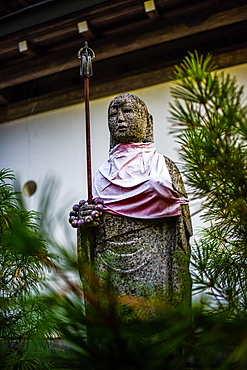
top-left (109, 109), bottom-right (117, 117)
top-left (122, 107), bottom-right (132, 113)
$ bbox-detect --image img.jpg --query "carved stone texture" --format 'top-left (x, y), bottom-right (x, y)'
top-left (78, 93), bottom-right (192, 305)
top-left (93, 156), bottom-right (192, 305)
top-left (108, 93), bottom-right (154, 149)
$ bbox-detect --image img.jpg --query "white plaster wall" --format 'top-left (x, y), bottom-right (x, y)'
top-left (1, 62), bottom-right (247, 246)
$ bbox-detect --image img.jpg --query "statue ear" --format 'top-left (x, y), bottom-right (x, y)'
top-left (144, 114), bottom-right (154, 142)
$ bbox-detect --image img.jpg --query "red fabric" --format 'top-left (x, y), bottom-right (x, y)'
top-left (93, 142), bottom-right (187, 219)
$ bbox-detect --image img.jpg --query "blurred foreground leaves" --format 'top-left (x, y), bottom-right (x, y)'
top-left (1, 164), bottom-right (246, 369)
top-left (0, 168), bottom-right (57, 368)
top-left (1, 51), bottom-right (247, 368)
top-left (43, 245), bottom-right (247, 370)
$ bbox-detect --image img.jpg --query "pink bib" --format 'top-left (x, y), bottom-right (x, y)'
top-left (93, 142), bottom-right (187, 219)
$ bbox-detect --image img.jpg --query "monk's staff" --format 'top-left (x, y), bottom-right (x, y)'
top-left (78, 41), bottom-right (95, 204)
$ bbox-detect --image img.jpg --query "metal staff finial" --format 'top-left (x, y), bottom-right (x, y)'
top-left (78, 41), bottom-right (95, 77)
top-left (78, 41), bottom-right (95, 204)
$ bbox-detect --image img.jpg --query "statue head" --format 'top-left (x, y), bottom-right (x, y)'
top-left (108, 93), bottom-right (154, 149)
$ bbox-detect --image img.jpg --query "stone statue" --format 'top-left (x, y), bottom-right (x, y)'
top-left (73, 93), bottom-right (192, 305)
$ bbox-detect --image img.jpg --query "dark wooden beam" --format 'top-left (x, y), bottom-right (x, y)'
top-left (0, 4), bottom-right (247, 90)
top-left (0, 94), bottom-right (8, 105)
top-left (0, 0), bottom-right (109, 38)
top-left (0, 2), bottom-right (13, 13)
top-left (144, 1), bottom-right (160, 21)
top-left (77, 20), bottom-right (97, 40)
top-left (1, 46), bottom-right (247, 124)
top-left (0, 1), bottom-right (246, 61)
top-left (18, 39), bottom-right (43, 58)
top-left (0, 0), bottom-right (144, 59)
top-left (18, 0), bottom-right (30, 8)
top-left (213, 47), bottom-right (247, 69)
top-left (0, 49), bottom-right (78, 90)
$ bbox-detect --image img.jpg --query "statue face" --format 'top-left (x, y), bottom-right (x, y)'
top-left (108, 94), bottom-right (148, 146)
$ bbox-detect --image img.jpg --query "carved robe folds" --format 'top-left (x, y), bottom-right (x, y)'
top-left (93, 156), bottom-right (192, 305)
top-left (76, 93), bottom-right (193, 305)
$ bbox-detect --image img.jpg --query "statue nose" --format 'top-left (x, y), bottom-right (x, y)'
top-left (117, 109), bottom-right (125, 123)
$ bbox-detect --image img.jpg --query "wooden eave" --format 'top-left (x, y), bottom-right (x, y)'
top-left (0, 0), bottom-right (247, 124)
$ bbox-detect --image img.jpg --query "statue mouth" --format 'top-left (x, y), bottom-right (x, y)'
top-left (118, 127), bottom-right (127, 132)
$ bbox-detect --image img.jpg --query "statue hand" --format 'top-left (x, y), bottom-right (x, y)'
top-left (69, 198), bottom-right (105, 228)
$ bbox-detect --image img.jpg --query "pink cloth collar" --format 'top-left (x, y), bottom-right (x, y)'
top-left (93, 142), bottom-right (187, 219)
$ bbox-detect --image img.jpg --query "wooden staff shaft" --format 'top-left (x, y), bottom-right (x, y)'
top-left (84, 75), bottom-right (93, 204)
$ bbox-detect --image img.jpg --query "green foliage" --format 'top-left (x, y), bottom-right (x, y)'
top-left (170, 52), bottom-right (247, 222)
top-left (0, 169), bottom-right (52, 299)
top-left (43, 246), bottom-right (247, 369)
top-left (169, 51), bottom-right (247, 314)
top-left (2, 349), bottom-right (40, 370)
top-left (2, 52), bottom-right (247, 368)
top-left (0, 169), bottom-right (57, 365)
top-left (190, 226), bottom-right (247, 315)
top-left (1, 348), bottom-right (63, 370)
